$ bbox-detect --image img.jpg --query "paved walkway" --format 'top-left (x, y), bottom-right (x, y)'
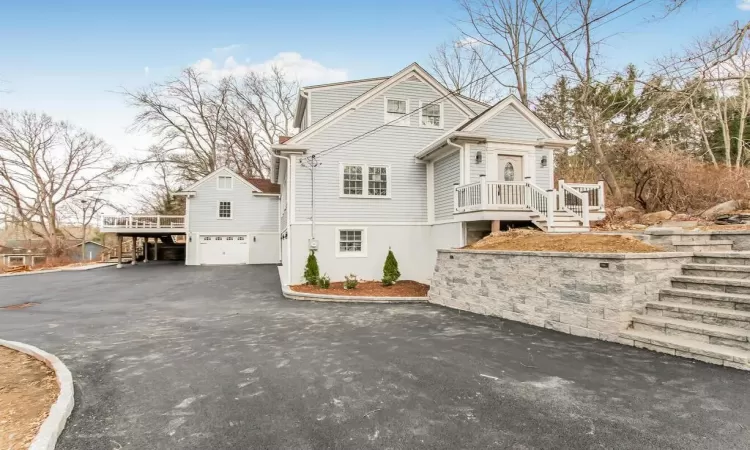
top-left (1, 262), bottom-right (749, 449)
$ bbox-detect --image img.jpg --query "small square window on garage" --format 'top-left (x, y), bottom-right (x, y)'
top-left (218, 201), bottom-right (232, 219)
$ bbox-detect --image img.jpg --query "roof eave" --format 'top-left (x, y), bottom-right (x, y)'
top-left (415, 132), bottom-right (487, 160)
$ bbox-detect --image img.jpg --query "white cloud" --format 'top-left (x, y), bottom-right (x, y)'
top-left (738, 0), bottom-right (750, 11)
top-left (212, 44), bottom-right (242, 54)
top-left (193, 52), bottom-right (348, 85)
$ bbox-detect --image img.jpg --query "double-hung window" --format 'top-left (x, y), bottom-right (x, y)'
top-left (420, 101), bottom-right (443, 128)
top-left (218, 201), bottom-right (232, 219)
top-left (385, 98), bottom-right (409, 126)
top-left (341, 164), bottom-right (389, 198)
top-left (336, 228), bottom-right (367, 257)
top-left (217, 176), bottom-right (233, 190)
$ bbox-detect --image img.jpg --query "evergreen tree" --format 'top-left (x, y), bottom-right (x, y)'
top-left (303, 251), bottom-right (319, 285)
top-left (382, 249), bottom-right (401, 286)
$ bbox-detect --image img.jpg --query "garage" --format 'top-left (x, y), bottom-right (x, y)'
top-left (197, 234), bottom-right (249, 265)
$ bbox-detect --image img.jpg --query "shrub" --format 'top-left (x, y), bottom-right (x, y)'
top-left (317, 273), bottom-right (331, 289)
top-left (381, 248), bottom-right (401, 286)
top-left (303, 251), bottom-right (319, 285)
top-left (343, 273), bottom-right (359, 290)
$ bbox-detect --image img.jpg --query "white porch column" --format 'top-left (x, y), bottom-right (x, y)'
top-left (143, 237), bottom-right (149, 263)
top-left (131, 236), bottom-right (137, 265)
top-left (154, 237), bottom-right (159, 261)
top-left (117, 235), bottom-right (123, 269)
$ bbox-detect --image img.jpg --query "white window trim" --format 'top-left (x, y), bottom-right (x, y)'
top-left (217, 175), bottom-right (233, 190)
top-left (419, 100), bottom-right (444, 129)
top-left (217, 201), bottom-right (233, 220)
top-left (335, 227), bottom-right (367, 258)
top-left (338, 163), bottom-right (392, 199)
top-left (384, 97), bottom-right (410, 127)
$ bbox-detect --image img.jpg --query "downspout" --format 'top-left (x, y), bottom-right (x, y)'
top-left (445, 137), bottom-right (466, 246)
top-left (271, 152), bottom-right (292, 285)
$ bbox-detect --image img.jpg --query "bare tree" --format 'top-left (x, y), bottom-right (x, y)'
top-left (430, 40), bottom-right (498, 103)
top-left (124, 65), bottom-right (297, 182)
top-left (457, 0), bottom-right (544, 106)
top-left (654, 24), bottom-right (750, 167)
top-left (124, 68), bottom-right (231, 182)
top-left (226, 66), bottom-right (298, 177)
top-left (531, 0), bottom-right (631, 201)
top-left (0, 111), bottom-right (121, 254)
top-left (133, 147), bottom-right (185, 215)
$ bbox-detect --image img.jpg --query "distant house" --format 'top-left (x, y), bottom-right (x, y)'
top-left (0, 242), bottom-right (47, 267)
top-left (68, 241), bottom-right (109, 262)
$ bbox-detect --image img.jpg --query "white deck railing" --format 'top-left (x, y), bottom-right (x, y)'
top-left (455, 178), bottom-right (527, 213)
top-left (562, 181), bottom-right (606, 211)
top-left (100, 215), bottom-right (186, 230)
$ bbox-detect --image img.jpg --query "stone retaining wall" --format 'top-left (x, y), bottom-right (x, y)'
top-left (642, 229), bottom-right (750, 251)
top-left (429, 250), bottom-right (692, 343)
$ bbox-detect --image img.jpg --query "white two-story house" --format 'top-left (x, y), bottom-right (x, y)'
top-left (100, 62), bottom-right (603, 280)
top-left (271, 63), bottom-right (605, 285)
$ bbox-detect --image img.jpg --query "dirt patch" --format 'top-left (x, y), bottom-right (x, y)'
top-left (466, 230), bottom-right (663, 253)
top-left (290, 280), bottom-right (430, 297)
top-left (0, 346), bottom-right (59, 450)
top-left (1, 302), bottom-right (39, 310)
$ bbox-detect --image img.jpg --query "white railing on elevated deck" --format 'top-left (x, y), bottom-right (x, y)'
top-left (561, 180), bottom-right (605, 211)
top-left (454, 177), bottom-right (527, 213)
top-left (100, 215), bottom-right (185, 230)
top-left (524, 179), bottom-right (554, 227)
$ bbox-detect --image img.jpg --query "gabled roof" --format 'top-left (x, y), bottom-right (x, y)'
top-left (302, 76), bottom-right (390, 91)
top-left (457, 95), bottom-right (558, 138)
top-left (180, 167), bottom-right (263, 192)
top-left (286, 62), bottom-right (477, 145)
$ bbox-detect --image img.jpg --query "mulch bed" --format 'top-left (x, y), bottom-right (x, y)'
top-left (290, 280), bottom-right (430, 297)
top-left (0, 346), bottom-right (59, 450)
top-left (466, 230), bottom-right (663, 253)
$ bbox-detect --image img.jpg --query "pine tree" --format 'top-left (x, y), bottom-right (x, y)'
top-left (303, 251), bottom-right (319, 285)
top-left (381, 249), bottom-right (401, 286)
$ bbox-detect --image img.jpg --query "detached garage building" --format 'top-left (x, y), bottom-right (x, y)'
top-left (178, 168), bottom-right (280, 266)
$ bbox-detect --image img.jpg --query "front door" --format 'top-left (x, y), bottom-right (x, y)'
top-left (496, 155), bottom-right (524, 182)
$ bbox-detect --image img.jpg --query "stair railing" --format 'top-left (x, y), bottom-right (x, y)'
top-left (558, 180), bottom-right (590, 227)
top-left (524, 178), bottom-right (555, 228)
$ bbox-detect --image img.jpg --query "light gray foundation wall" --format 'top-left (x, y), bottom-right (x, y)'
top-left (429, 250), bottom-right (692, 342)
top-left (287, 222), bottom-right (464, 284)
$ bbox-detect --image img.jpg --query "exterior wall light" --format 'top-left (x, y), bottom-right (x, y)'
top-left (540, 156), bottom-right (548, 168)
top-left (476, 151), bottom-right (483, 164)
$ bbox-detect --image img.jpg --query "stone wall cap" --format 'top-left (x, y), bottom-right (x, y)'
top-left (645, 228), bottom-right (750, 236)
top-left (438, 249), bottom-right (694, 259)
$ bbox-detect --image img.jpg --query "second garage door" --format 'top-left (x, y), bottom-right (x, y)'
top-left (198, 235), bottom-right (249, 265)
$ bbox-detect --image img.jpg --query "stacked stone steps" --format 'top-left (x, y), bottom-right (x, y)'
top-left (620, 252), bottom-right (750, 370)
top-left (672, 241), bottom-right (733, 252)
top-left (644, 231), bottom-right (735, 252)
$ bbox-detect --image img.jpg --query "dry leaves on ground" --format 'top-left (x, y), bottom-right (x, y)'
top-left (0, 346), bottom-right (59, 450)
top-left (465, 229), bottom-right (663, 253)
top-left (291, 280), bottom-right (430, 297)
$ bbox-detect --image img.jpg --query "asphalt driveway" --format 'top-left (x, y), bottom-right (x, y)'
top-left (1, 262), bottom-right (750, 449)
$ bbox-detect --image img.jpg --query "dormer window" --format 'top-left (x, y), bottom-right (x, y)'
top-left (384, 98), bottom-right (409, 126)
top-left (420, 102), bottom-right (443, 128)
top-left (217, 176), bottom-right (233, 190)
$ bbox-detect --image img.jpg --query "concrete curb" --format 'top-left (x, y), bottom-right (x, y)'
top-left (0, 339), bottom-right (74, 450)
top-left (281, 284), bottom-right (428, 304)
top-left (0, 262), bottom-right (116, 278)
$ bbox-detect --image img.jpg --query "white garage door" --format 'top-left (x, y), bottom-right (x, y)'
top-left (198, 235), bottom-right (249, 265)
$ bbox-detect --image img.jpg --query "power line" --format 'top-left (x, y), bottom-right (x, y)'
top-left (307, 0), bottom-right (643, 162)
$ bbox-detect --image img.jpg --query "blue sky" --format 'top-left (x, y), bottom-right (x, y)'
top-left (0, 0), bottom-right (747, 162)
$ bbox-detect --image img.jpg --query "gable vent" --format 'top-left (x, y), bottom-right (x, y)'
top-left (405, 75), bottom-right (422, 82)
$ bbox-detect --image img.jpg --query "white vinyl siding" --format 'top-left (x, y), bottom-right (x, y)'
top-left (308, 80), bottom-right (384, 125)
top-left (473, 105), bottom-right (546, 140)
top-left (434, 151), bottom-right (460, 221)
top-left (461, 97), bottom-right (490, 115)
top-left (295, 78), bottom-right (470, 223)
top-left (535, 148), bottom-right (553, 190)
top-left (469, 143), bottom-right (487, 183)
top-left (187, 170), bottom-right (279, 233)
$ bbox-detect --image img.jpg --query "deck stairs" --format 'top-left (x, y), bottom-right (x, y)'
top-left (531, 210), bottom-right (590, 233)
top-left (620, 252), bottom-right (750, 371)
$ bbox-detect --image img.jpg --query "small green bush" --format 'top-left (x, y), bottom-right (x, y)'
top-left (303, 251), bottom-right (319, 285)
top-left (344, 273), bottom-right (359, 290)
top-left (381, 248), bottom-right (401, 286)
top-left (317, 273), bottom-right (331, 289)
